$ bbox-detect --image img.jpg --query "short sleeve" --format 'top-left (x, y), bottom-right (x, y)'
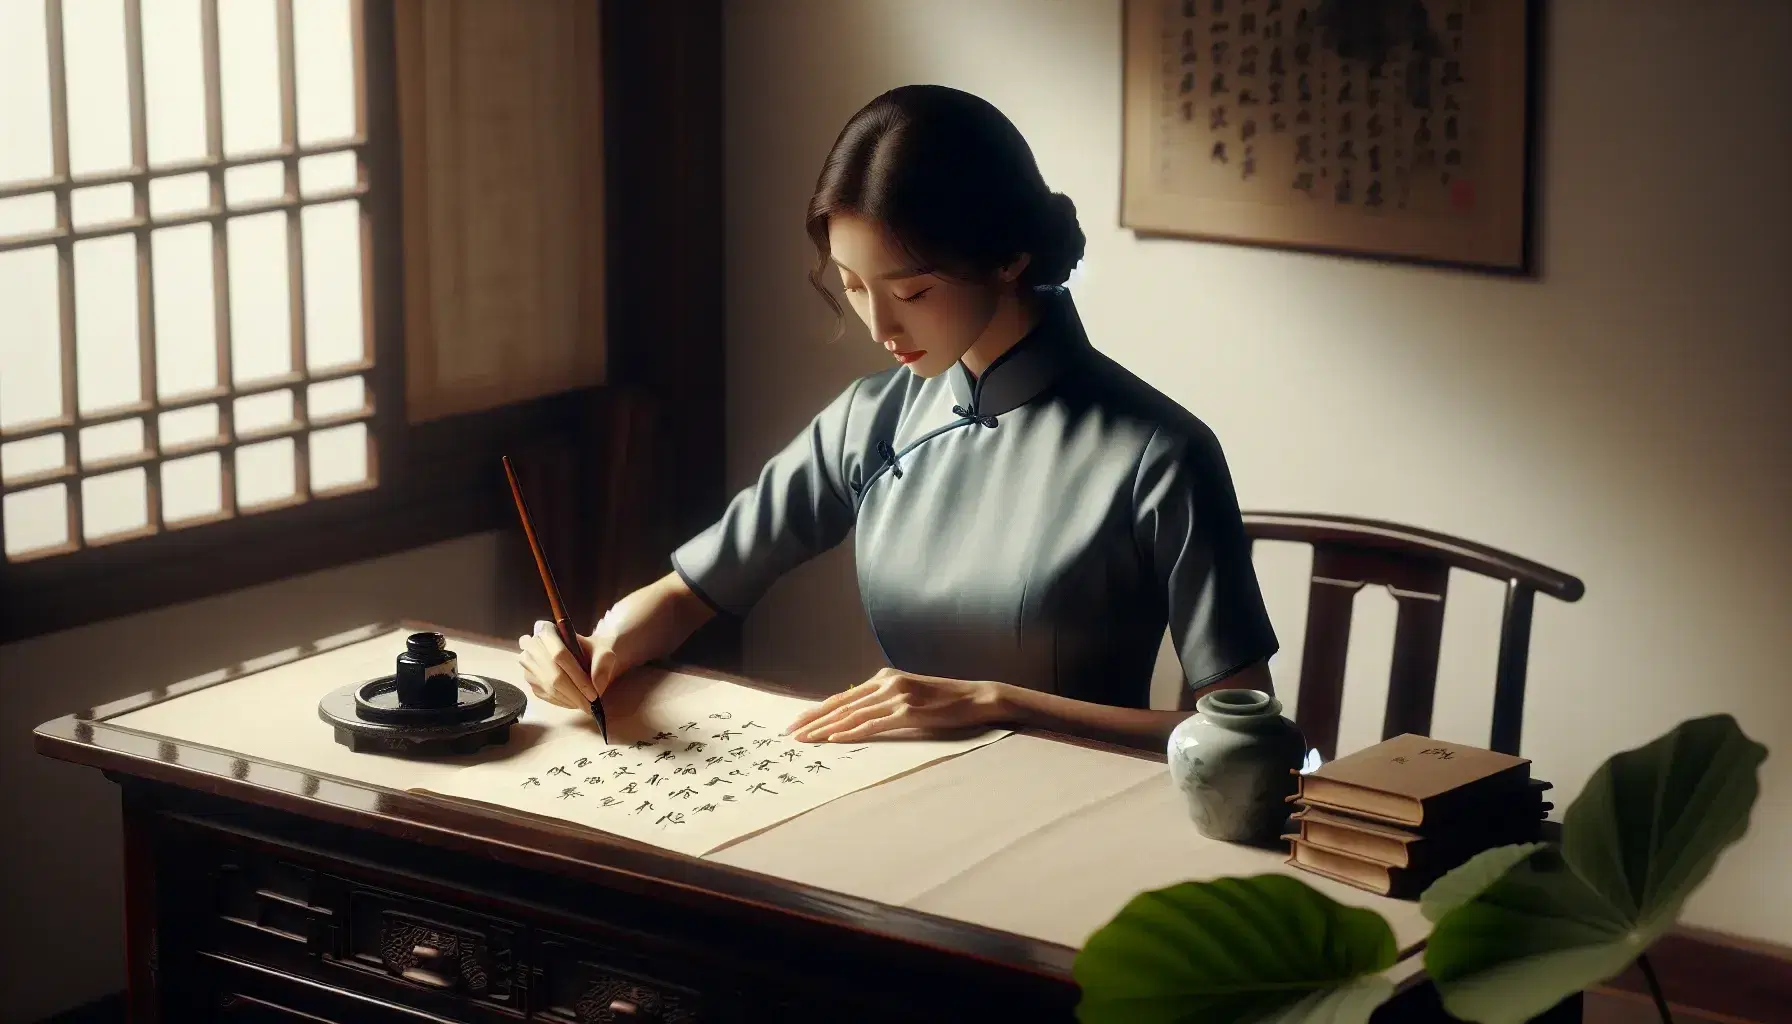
top-left (1132, 424), bottom-right (1280, 692)
top-left (670, 378), bottom-right (863, 618)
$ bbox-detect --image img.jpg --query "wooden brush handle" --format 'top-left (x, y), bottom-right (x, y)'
top-left (504, 456), bottom-right (592, 675)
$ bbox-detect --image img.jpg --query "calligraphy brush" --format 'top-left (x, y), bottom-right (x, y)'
top-left (502, 455), bottom-right (608, 742)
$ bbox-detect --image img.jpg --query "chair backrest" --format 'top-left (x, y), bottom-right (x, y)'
top-left (1179, 511), bottom-right (1585, 759)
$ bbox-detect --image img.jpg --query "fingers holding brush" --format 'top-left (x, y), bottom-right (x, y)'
top-left (517, 638), bottom-right (577, 709)
top-left (517, 622), bottom-right (598, 709)
top-left (503, 455), bottom-right (612, 720)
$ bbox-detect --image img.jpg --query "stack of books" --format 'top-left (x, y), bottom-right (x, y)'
top-left (1283, 733), bottom-right (1552, 898)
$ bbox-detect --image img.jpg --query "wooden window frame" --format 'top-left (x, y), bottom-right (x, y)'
top-left (1, 0), bottom-right (728, 652)
top-left (0, 0), bottom-right (379, 554)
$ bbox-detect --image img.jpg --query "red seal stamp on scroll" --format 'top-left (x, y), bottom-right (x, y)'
top-left (1451, 179), bottom-right (1476, 211)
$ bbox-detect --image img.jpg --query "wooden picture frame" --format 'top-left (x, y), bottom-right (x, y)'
top-left (1121, 0), bottom-right (1539, 273)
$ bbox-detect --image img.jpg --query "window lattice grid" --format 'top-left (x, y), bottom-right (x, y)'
top-left (0, 0), bottom-right (377, 562)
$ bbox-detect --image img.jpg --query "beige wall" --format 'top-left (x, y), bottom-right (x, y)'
top-left (724, 0), bottom-right (1791, 946)
top-left (0, 531), bottom-right (504, 1024)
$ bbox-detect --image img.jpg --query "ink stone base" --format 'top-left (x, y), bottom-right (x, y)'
top-left (317, 631), bottom-right (528, 757)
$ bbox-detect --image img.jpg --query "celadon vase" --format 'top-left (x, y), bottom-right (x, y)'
top-left (1167, 689), bottom-right (1307, 844)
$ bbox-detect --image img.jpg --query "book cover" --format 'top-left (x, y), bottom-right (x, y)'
top-left (1293, 805), bottom-right (1543, 870)
top-left (1284, 836), bottom-right (1432, 899)
top-left (1295, 733), bottom-right (1531, 827)
top-left (1294, 777), bottom-right (1552, 831)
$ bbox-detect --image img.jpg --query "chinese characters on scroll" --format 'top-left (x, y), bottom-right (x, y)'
top-left (519, 714), bottom-right (865, 831)
top-left (419, 669), bottom-right (1012, 856)
top-left (1123, 0), bottom-right (1531, 270)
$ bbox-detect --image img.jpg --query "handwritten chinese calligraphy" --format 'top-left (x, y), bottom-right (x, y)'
top-left (1128, 0), bottom-right (1529, 269)
top-left (484, 711), bottom-right (844, 835)
top-left (416, 666), bottom-right (1012, 857)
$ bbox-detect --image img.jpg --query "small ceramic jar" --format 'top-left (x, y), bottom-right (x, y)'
top-left (1167, 688), bottom-right (1307, 844)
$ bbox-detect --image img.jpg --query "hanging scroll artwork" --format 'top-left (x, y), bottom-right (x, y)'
top-left (1121, 0), bottom-right (1535, 272)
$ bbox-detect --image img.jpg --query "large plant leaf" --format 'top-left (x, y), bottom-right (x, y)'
top-left (1563, 713), bottom-right (1767, 925)
top-left (1254, 979), bottom-right (1398, 1024)
top-left (1423, 714), bottom-right (1767, 1024)
top-left (1418, 843), bottom-right (1548, 923)
top-left (1074, 874), bottom-right (1399, 1024)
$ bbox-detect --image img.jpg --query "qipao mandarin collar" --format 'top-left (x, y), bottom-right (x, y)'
top-left (947, 287), bottom-right (1092, 419)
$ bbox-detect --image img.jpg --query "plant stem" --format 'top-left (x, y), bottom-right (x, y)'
top-left (1636, 953), bottom-right (1675, 1024)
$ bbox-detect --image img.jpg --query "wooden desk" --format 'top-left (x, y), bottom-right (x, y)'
top-left (34, 621), bottom-right (1562, 1023)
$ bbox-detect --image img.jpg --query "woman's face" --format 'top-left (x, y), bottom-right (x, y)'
top-left (827, 213), bottom-right (1008, 379)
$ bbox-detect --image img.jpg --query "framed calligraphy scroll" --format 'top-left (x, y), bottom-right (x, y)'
top-left (1121, 0), bottom-right (1537, 273)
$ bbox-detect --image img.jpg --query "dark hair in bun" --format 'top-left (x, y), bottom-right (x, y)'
top-left (1029, 191), bottom-right (1087, 291)
top-left (804, 84), bottom-right (1085, 317)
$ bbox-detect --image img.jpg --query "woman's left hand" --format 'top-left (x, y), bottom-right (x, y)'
top-left (785, 667), bottom-right (1009, 742)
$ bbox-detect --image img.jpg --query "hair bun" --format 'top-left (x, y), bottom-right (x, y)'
top-left (1027, 191), bottom-right (1086, 288)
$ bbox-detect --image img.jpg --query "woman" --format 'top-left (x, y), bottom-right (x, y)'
top-left (519, 84), bottom-right (1279, 750)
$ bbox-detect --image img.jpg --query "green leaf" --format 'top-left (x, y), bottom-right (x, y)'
top-left (1423, 714), bottom-right (1768, 1024)
top-left (1564, 713), bottom-right (1767, 928)
top-left (1254, 978), bottom-right (1397, 1024)
top-left (1419, 843), bottom-right (1549, 923)
top-left (1073, 874), bottom-right (1399, 1024)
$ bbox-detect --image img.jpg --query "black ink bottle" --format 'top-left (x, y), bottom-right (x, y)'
top-left (395, 631), bottom-right (457, 708)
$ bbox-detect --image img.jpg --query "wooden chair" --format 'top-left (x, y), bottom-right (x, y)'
top-left (1180, 512), bottom-right (1585, 760)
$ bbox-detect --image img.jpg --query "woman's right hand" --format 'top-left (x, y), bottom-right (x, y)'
top-left (517, 620), bottom-right (617, 710)
top-left (514, 571), bottom-right (718, 711)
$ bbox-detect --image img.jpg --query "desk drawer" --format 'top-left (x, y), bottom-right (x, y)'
top-left (166, 816), bottom-right (750, 1021)
top-left (198, 849), bottom-right (527, 1020)
top-left (145, 798), bottom-right (1027, 1023)
top-left (198, 951), bottom-right (460, 1023)
top-left (531, 929), bottom-right (707, 1023)
top-left (340, 883), bottom-right (525, 1010)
